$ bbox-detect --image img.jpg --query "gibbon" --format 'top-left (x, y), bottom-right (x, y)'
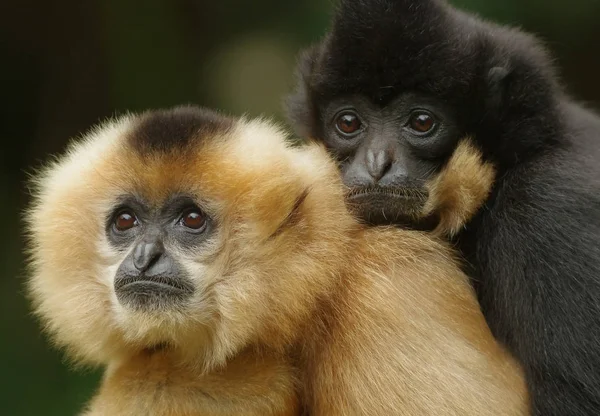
top-left (26, 105), bottom-right (527, 415)
top-left (286, 1), bottom-right (600, 413)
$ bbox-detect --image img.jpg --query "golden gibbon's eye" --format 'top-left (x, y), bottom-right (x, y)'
top-left (179, 209), bottom-right (206, 230)
top-left (335, 112), bottom-right (362, 136)
top-left (408, 111), bottom-right (436, 134)
top-left (114, 211), bottom-right (138, 231)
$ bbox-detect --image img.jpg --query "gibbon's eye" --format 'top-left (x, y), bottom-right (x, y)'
top-left (335, 112), bottom-right (362, 136)
top-left (408, 111), bottom-right (436, 134)
top-left (114, 211), bottom-right (139, 231)
top-left (179, 208), bottom-right (207, 231)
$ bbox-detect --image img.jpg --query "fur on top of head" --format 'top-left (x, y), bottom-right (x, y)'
top-left (287, 0), bottom-right (564, 164)
top-left (25, 106), bottom-right (354, 369)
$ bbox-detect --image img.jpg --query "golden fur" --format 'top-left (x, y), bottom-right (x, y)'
top-left (84, 349), bottom-right (299, 416)
top-left (423, 139), bottom-right (496, 237)
top-left (26, 107), bottom-right (527, 415)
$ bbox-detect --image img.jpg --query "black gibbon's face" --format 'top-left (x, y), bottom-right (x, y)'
top-left (107, 195), bottom-right (212, 311)
top-left (321, 93), bottom-right (460, 226)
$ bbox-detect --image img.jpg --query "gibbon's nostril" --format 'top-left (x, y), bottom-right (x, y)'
top-left (133, 240), bottom-right (164, 272)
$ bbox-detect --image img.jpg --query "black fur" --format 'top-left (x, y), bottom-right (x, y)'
top-left (129, 105), bottom-right (234, 154)
top-left (287, 1), bottom-right (600, 414)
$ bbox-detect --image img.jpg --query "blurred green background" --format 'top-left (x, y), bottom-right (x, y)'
top-left (1, 0), bottom-right (599, 414)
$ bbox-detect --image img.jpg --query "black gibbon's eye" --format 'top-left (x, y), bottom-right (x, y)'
top-left (114, 210), bottom-right (139, 231)
top-left (408, 111), bottom-right (436, 134)
top-left (335, 112), bottom-right (363, 136)
top-left (179, 208), bottom-right (207, 231)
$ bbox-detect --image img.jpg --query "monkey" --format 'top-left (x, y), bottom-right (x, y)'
top-left (285, 0), bottom-right (600, 414)
top-left (26, 105), bottom-right (528, 415)
top-left (25, 110), bottom-right (301, 416)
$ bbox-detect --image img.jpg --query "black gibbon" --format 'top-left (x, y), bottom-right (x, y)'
top-left (26, 106), bottom-right (526, 415)
top-left (286, 0), bottom-right (600, 414)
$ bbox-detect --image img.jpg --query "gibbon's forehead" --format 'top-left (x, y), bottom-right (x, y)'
top-left (128, 106), bottom-right (235, 155)
top-left (100, 106), bottom-right (289, 207)
top-left (316, 0), bottom-right (477, 103)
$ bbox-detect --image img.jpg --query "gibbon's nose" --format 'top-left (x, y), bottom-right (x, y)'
top-left (133, 240), bottom-right (164, 272)
top-left (365, 148), bottom-right (393, 182)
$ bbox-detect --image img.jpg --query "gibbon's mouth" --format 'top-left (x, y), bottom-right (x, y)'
top-left (346, 186), bottom-right (428, 207)
top-left (114, 274), bottom-right (195, 307)
top-left (345, 186), bottom-right (436, 230)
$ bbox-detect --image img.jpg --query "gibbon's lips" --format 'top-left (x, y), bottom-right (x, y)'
top-left (114, 274), bottom-right (194, 306)
top-left (346, 186), bottom-right (437, 229)
top-left (346, 186), bottom-right (428, 209)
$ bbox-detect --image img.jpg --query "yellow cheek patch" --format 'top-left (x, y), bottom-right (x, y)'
top-left (423, 139), bottom-right (496, 237)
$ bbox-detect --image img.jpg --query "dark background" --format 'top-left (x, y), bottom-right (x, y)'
top-left (1, 1), bottom-right (599, 414)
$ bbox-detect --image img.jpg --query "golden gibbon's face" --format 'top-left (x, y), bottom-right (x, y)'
top-left (26, 107), bottom-right (349, 368)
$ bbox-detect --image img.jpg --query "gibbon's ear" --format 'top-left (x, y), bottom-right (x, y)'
top-left (268, 187), bottom-right (311, 239)
top-left (480, 32), bottom-right (560, 162)
top-left (285, 43), bottom-right (323, 140)
top-left (237, 174), bottom-right (311, 241)
top-left (485, 66), bottom-right (512, 121)
top-left (424, 139), bottom-right (496, 237)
